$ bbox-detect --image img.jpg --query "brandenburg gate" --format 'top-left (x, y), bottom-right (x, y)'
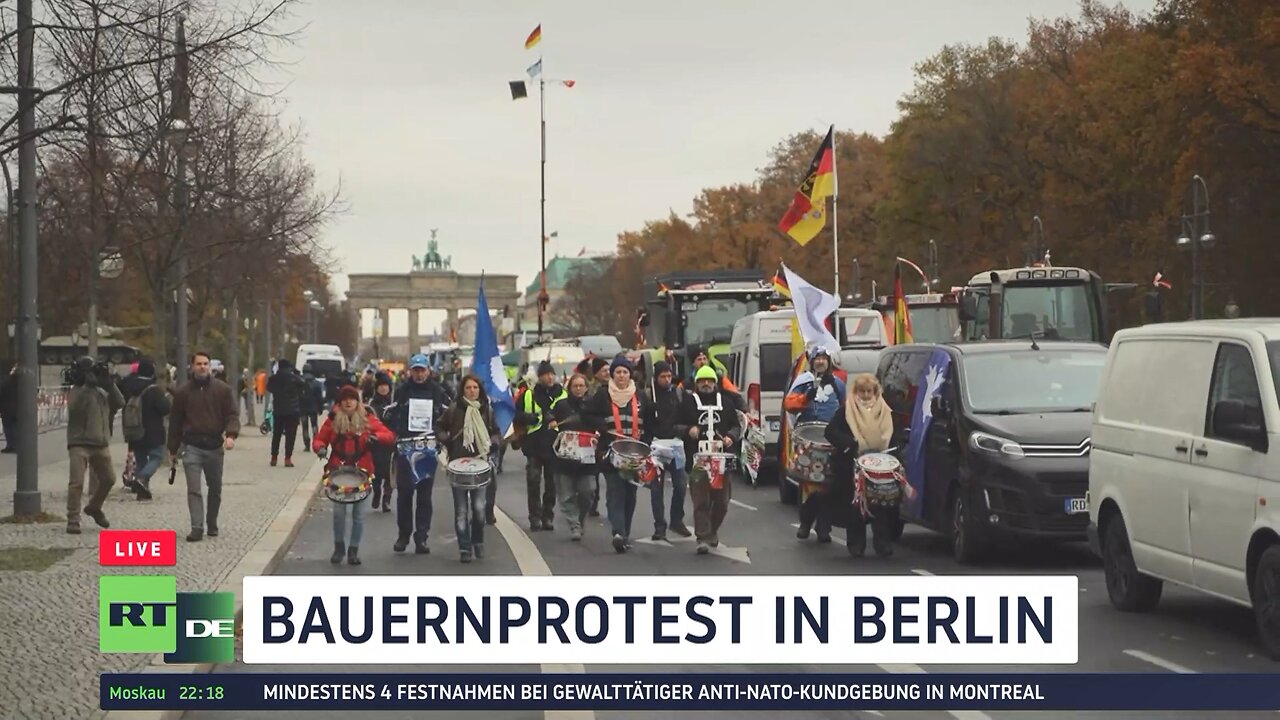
top-left (346, 232), bottom-right (520, 355)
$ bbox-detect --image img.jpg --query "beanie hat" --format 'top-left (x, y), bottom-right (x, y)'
top-left (610, 356), bottom-right (633, 373)
top-left (695, 365), bottom-right (718, 382)
top-left (136, 359), bottom-right (156, 379)
top-left (591, 357), bottom-right (609, 374)
top-left (537, 360), bottom-right (555, 377)
top-left (337, 385), bottom-right (361, 404)
top-left (653, 360), bottom-right (672, 376)
top-left (375, 372), bottom-right (392, 388)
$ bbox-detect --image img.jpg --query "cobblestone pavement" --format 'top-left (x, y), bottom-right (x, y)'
top-left (0, 430), bottom-right (321, 720)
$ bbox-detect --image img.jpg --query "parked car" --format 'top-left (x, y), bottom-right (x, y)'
top-left (1088, 319), bottom-right (1280, 658)
top-left (878, 340), bottom-right (1106, 562)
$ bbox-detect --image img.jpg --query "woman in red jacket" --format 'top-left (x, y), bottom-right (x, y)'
top-left (313, 385), bottom-right (395, 565)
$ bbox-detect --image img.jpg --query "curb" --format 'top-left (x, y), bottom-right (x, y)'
top-left (101, 455), bottom-right (325, 720)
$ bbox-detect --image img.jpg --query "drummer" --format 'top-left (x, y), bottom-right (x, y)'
top-left (549, 373), bottom-right (598, 541)
top-left (784, 346), bottom-right (847, 543)
top-left (437, 375), bottom-right (501, 563)
top-left (584, 356), bottom-right (654, 554)
top-left (825, 373), bottom-right (896, 557)
top-left (312, 385), bottom-right (396, 566)
top-left (681, 365), bottom-right (741, 555)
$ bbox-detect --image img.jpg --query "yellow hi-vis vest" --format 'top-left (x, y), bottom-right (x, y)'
top-left (522, 386), bottom-right (567, 434)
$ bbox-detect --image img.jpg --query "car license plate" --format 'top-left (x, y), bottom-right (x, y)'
top-left (769, 420), bottom-right (781, 432)
top-left (1065, 497), bottom-right (1088, 514)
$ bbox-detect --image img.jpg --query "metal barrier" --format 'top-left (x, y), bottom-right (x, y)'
top-left (37, 385), bottom-right (70, 431)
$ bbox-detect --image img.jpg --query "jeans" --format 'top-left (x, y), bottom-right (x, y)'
top-left (556, 471), bottom-right (595, 531)
top-left (690, 470), bottom-right (733, 545)
top-left (301, 413), bottom-right (318, 445)
top-left (271, 415), bottom-right (301, 457)
top-left (67, 446), bottom-right (114, 522)
top-left (524, 454), bottom-right (556, 524)
top-left (394, 453), bottom-right (433, 544)
top-left (332, 496), bottom-right (369, 547)
top-left (452, 485), bottom-right (487, 551)
top-left (649, 441), bottom-right (688, 533)
top-left (603, 467), bottom-right (638, 539)
top-left (131, 445), bottom-right (166, 488)
top-left (182, 445), bottom-right (225, 531)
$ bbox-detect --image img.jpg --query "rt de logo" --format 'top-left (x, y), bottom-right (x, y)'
top-left (99, 576), bottom-right (235, 664)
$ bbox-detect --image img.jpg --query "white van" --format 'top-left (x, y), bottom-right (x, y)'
top-left (728, 307), bottom-right (887, 486)
top-left (296, 344), bottom-right (346, 379)
top-left (1088, 319), bottom-right (1280, 658)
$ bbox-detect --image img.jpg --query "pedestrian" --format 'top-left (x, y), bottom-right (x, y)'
top-left (585, 355), bottom-right (654, 554)
top-left (388, 353), bottom-right (451, 554)
top-left (359, 370), bottom-right (376, 403)
top-left (586, 355), bottom-right (611, 517)
top-left (549, 372), bottom-right (598, 541)
top-left (266, 359), bottom-right (306, 467)
top-left (437, 374), bottom-right (500, 563)
top-left (367, 372), bottom-right (395, 512)
top-left (646, 361), bottom-right (692, 540)
top-left (826, 373), bottom-right (899, 557)
top-left (682, 365), bottom-right (741, 555)
top-left (254, 368), bottom-right (267, 405)
top-left (240, 368), bottom-right (256, 426)
top-left (513, 360), bottom-right (564, 532)
top-left (0, 363), bottom-right (18, 453)
top-left (120, 359), bottom-right (171, 501)
top-left (299, 363), bottom-right (323, 451)
top-left (65, 357), bottom-right (124, 534)
top-left (312, 384), bottom-right (394, 566)
top-left (167, 351), bottom-right (240, 542)
top-left (785, 346), bottom-right (847, 543)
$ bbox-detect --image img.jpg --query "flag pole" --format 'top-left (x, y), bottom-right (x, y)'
top-left (830, 125), bottom-right (840, 296)
top-left (537, 42), bottom-right (547, 341)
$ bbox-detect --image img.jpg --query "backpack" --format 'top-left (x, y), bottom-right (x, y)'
top-left (121, 386), bottom-right (152, 442)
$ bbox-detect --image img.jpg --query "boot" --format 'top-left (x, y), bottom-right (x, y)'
top-left (285, 457), bottom-right (294, 468)
top-left (331, 542), bottom-right (345, 564)
top-left (347, 546), bottom-right (361, 566)
top-left (270, 455), bottom-right (278, 467)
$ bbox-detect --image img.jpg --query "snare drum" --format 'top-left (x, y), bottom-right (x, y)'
top-left (692, 452), bottom-right (735, 490)
top-left (395, 434), bottom-right (438, 484)
top-left (324, 465), bottom-right (372, 504)
top-left (447, 456), bottom-right (492, 491)
top-left (857, 453), bottom-right (903, 507)
top-left (554, 430), bottom-right (598, 464)
top-left (608, 438), bottom-right (650, 474)
top-left (788, 422), bottom-right (834, 485)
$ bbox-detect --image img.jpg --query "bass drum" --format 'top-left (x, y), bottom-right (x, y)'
top-left (788, 421), bottom-right (834, 485)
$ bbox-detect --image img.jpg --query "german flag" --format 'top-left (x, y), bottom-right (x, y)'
top-left (524, 24), bottom-right (542, 50)
top-left (777, 125), bottom-right (836, 246)
top-left (771, 268), bottom-right (790, 298)
top-left (893, 261), bottom-right (913, 345)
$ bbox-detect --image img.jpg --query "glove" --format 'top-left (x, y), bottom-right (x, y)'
top-left (315, 447), bottom-right (327, 459)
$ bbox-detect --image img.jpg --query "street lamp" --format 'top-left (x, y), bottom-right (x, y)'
top-left (1175, 174), bottom-right (1215, 320)
top-left (309, 300), bottom-right (322, 342)
top-left (847, 258), bottom-right (863, 302)
top-left (1028, 216), bottom-right (1045, 266)
top-left (1224, 298), bottom-right (1240, 319)
top-left (927, 239), bottom-right (940, 288)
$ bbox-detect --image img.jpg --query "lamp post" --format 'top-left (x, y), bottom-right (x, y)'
top-left (309, 300), bottom-right (322, 342)
top-left (927, 239), bottom-right (940, 288)
top-left (169, 14), bottom-right (192, 372)
top-left (303, 290), bottom-right (314, 343)
top-left (12, 0), bottom-right (40, 515)
top-left (1028, 216), bottom-right (1045, 266)
top-left (847, 258), bottom-right (863, 302)
top-left (372, 313), bottom-right (383, 360)
top-left (1175, 175), bottom-right (1215, 320)
top-left (1224, 298), bottom-right (1240, 319)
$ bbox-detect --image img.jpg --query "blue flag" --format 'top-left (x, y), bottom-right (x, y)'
top-left (471, 279), bottom-right (516, 436)
top-left (904, 347), bottom-right (951, 517)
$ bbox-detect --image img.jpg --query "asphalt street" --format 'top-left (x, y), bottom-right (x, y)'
top-left (190, 451), bottom-right (1277, 720)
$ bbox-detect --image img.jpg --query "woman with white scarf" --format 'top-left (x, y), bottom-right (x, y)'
top-left (825, 373), bottom-right (897, 557)
top-left (438, 375), bottom-right (501, 563)
top-left (583, 356), bottom-right (655, 554)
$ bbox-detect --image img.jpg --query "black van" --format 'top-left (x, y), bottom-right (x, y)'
top-left (876, 341), bottom-right (1107, 563)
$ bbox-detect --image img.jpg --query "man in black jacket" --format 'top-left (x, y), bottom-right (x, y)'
top-left (299, 364), bottom-right (323, 451)
top-left (266, 359), bottom-right (306, 467)
top-left (681, 365), bottom-right (742, 555)
top-left (389, 354), bottom-right (452, 554)
top-left (647, 361), bottom-right (691, 540)
top-left (120, 359), bottom-right (171, 501)
top-left (514, 361), bottom-right (564, 532)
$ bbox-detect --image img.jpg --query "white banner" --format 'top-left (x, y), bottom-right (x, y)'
top-left (782, 265), bottom-right (840, 355)
top-left (243, 575), bottom-right (1078, 665)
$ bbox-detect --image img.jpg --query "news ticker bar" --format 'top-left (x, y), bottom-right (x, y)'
top-left (100, 673), bottom-right (1280, 711)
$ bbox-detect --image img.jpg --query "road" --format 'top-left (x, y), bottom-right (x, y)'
top-left (192, 452), bottom-right (1275, 720)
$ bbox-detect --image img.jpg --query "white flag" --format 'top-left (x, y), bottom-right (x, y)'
top-left (527, 59), bottom-right (542, 78)
top-left (782, 264), bottom-right (840, 356)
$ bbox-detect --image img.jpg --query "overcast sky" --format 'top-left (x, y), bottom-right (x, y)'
top-left (272, 0), bottom-right (1155, 337)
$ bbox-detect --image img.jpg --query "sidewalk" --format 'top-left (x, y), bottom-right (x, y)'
top-left (0, 430), bottom-right (322, 720)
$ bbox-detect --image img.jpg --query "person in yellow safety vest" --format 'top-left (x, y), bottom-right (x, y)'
top-left (513, 361), bottom-right (566, 532)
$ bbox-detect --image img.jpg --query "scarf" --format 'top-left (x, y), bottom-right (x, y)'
top-left (461, 398), bottom-right (491, 455)
top-left (608, 378), bottom-right (636, 408)
top-left (846, 396), bottom-right (892, 453)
